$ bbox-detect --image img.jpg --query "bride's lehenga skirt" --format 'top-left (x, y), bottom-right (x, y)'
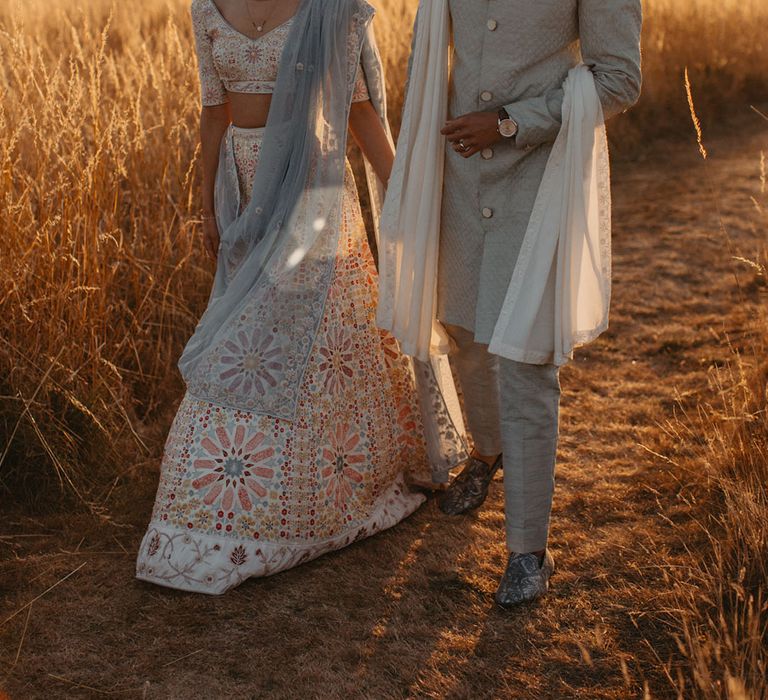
top-left (136, 126), bottom-right (431, 594)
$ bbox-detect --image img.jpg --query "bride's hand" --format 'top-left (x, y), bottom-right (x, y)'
top-left (202, 215), bottom-right (220, 260)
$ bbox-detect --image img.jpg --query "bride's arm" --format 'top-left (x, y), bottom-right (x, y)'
top-left (348, 100), bottom-right (395, 187)
top-left (199, 103), bottom-right (231, 258)
top-left (191, 1), bottom-right (232, 258)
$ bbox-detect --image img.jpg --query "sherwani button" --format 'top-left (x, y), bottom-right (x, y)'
top-left (487, 19), bottom-right (498, 31)
top-left (482, 207), bottom-right (493, 219)
top-left (480, 90), bottom-right (493, 102)
top-left (481, 148), bottom-right (494, 160)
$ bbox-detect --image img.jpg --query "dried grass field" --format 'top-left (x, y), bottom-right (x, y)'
top-left (1, 0), bottom-right (768, 697)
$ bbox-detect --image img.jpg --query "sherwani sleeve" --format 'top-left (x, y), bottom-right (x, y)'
top-left (503, 0), bottom-right (643, 150)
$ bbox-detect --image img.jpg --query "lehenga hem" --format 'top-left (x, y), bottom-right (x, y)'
top-left (136, 479), bottom-right (425, 595)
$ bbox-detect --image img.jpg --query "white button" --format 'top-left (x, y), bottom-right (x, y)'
top-left (487, 19), bottom-right (498, 31)
top-left (481, 148), bottom-right (493, 160)
top-left (480, 91), bottom-right (493, 102)
top-left (482, 207), bottom-right (493, 219)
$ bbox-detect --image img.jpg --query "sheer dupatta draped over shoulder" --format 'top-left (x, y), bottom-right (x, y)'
top-left (179, 0), bottom-right (467, 482)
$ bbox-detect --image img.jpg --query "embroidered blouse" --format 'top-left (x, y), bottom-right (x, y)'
top-left (191, 0), bottom-right (371, 107)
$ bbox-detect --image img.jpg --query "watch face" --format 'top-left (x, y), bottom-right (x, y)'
top-left (499, 119), bottom-right (518, 138)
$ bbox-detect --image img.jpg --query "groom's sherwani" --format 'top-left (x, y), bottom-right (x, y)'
top-left (437, 0), bottom-right (642, 552)
top-left (439, 0), bottom-right (642, 340)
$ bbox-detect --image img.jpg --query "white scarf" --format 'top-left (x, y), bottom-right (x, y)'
top-left (377, 0), bottom-right (612, 367)
top-left (376, 0), bottom-right (452, 360)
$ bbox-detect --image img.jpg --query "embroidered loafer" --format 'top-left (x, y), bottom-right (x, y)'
top-left (439, 454), bottom-right (502, 515)
top-left (494, 550), bottom-right (555, 608)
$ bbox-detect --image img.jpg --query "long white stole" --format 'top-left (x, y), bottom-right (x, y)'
top-left (376, 0), bottom-right (452, 360)
top-left (377, 0), bottom-right (612, 368)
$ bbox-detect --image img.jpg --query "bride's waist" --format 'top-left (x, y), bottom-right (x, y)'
top-left (228, 92), bottom-right (271, 129)
top-left (231, 124), bottom-right (267, 141)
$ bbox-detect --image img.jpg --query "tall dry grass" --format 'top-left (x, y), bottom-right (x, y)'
top-left (0, 0), bottom-right (208, 507)
top-left (654, 89), bottom-right (767, 694)
top-left (673, 345), bottom-right (768, 698)
top-left (617, 0), bottom-right (768, 148)
top-left (661, 317), bottom-right (768, 697)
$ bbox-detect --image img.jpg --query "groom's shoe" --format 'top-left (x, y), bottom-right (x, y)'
top-left (494, 550), bottom-right (555, 608)
top-left (439, 454), bottom-right (502, 515)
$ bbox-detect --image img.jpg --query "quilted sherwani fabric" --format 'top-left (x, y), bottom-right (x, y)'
top-left (438, 0), bottom-right (642, 341)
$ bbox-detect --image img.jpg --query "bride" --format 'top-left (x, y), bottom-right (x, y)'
top-left (135, 0), bottom-right (466, 594)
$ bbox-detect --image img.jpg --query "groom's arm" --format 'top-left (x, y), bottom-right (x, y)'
top-left (444, 0), bottom-right (643, 157)
top-left (504, 0), bottom-right (643, 150)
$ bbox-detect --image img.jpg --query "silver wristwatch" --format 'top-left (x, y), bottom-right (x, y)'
top-left (497, 108), bottom-right (519, 139)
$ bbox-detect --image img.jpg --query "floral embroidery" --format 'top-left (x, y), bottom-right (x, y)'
top-left (219, 329), bottom-right (283, 397)
top-left (191, 425), bottom-right (275, 511)
top-left (320, 424), bottom-right (366, 510)
top-left (230, 545), bottom-right (248, 566)
top-left (396, 402), bottom-right (420, 449)
top-left (316, 327), bottom-right (355, 394)
top-left (380, 333), bottom-right (402, 371)
top-left (232, 136), bottom-right (263, 209)
top-left (147, 533), bottom-right (160, 557)
top-left (245, 45), bottom-right (263, 64)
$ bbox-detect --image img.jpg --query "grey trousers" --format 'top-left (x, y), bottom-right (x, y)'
top-left (445, 324), bottom-right (561, 552)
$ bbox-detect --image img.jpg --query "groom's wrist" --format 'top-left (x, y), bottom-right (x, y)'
top-left (501, 103), bottom-right (529, 148)
top-left (497, 108), bottom-right (519, 140)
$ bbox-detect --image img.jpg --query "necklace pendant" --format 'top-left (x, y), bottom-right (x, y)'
top-left (256, 24), bottom-right (263, 31)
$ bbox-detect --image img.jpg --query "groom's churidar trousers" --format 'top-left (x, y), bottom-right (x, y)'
top-left (444, 324), bottom-right (560, 553)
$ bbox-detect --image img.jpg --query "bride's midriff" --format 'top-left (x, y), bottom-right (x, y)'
top-left (228, 92), bottom-right (272, 129)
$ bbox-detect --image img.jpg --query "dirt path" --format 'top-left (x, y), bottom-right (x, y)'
top-left (2, 123), bottom-right (766, 700)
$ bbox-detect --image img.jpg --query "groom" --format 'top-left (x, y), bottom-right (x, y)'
top-left (424, 1), bottom-right (643, 606)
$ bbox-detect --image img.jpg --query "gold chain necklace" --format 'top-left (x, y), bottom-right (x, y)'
top-left (243, 0), bottom-right (279, 35)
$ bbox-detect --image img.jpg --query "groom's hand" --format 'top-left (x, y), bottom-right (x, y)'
top-left (442, 111), bottom-right (502, 158)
